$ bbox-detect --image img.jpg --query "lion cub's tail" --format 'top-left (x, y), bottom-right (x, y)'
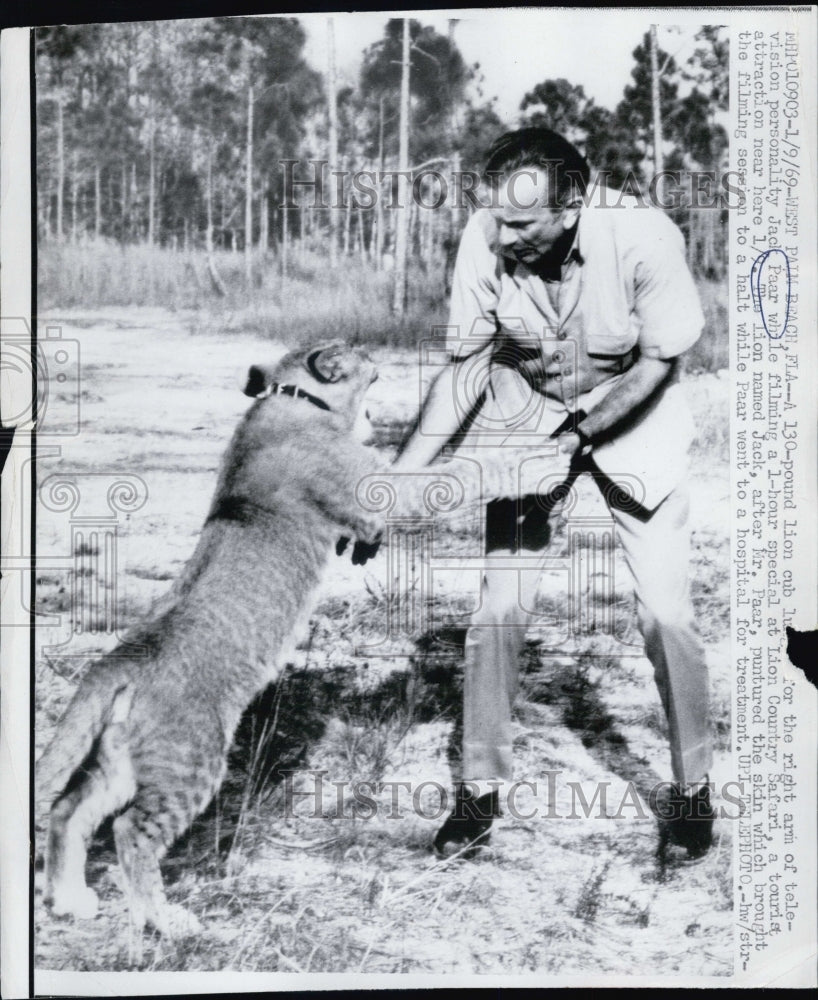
top-left (35, 678), bottom-right (133, 825)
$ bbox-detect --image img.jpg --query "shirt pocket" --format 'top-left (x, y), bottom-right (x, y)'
top-left (578, 261), bottom-right (639, 357)
top-left (585, 318), bottom-right (639, 358)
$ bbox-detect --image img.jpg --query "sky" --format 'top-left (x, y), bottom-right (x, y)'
top-left (297, 9), bottom-right (711, 122)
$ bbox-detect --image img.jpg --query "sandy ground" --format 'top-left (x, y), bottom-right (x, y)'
top-left (33, 309), bottom-right (734, 979)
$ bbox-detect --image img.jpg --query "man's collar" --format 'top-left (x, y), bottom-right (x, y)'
top-left (562, 219), bottom-right (584, 266)
top-left (529, 221), bottom-right (582, 281)
top-left (566, 208), bottom-right (586, 265)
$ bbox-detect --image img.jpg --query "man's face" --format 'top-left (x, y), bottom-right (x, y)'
top-left (491, 168), bottom-right (579, 265)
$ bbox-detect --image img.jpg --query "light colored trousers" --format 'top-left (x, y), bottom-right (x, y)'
top-left (462, 463), bottom-right (713, 787)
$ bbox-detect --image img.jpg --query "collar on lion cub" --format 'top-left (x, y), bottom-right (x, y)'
top-left (253, 381), bottom-right (332, 412)
top-left (243, 340), bottom-right (378, 443)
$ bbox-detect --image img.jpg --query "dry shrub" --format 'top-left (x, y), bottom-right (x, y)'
top-left (39, 240), bottom-right (447, 350)
top-left (41, 240), bottom-right (726, 365)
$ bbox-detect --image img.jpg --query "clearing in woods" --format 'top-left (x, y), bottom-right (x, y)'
top-left (34, 309), bottom-right (733, 978)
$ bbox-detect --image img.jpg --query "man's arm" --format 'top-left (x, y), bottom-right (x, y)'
top-left (394, 345), bottom-right (493, 469)
top-left (561, 355), bottom-right (677, 454)
top-left (395, 211), bottom-right (501, 470)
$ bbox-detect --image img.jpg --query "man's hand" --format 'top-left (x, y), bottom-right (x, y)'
top-left (556, 432), bottom-right (582, 456)
top-left (548, 409), bottom-right (588, 467)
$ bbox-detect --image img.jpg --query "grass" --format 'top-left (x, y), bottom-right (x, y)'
top-left (37, 494), bottom-right (732, 974)
top-left (39, 238), bottom-right (727, 369)
top-left (38, 240), bottom-right (448, 350)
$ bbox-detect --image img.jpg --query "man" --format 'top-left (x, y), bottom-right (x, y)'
top-left (394, 127), bottom-right (714, 861)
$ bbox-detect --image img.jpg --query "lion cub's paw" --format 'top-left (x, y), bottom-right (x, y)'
top-left (355, 515), bottom-right (384, 548)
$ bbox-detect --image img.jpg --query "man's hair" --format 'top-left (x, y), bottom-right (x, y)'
top-left (484, 127), bottom-right (590, 207)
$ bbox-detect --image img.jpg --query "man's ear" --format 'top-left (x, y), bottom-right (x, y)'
top-left (244, 364), bottom-right (274, 397)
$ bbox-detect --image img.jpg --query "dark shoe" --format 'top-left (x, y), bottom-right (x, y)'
top-left (653, 780), bottom-right (714, 861)
top-left (433, 787), bottom-right (500, 860)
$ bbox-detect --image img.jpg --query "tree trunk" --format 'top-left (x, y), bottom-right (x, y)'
top-left (70, 149), bottom-right (78, 243)
top-left (358, 205), bottom-right (366, 263)
top-left (131, 162), bottom-right (137, 239)
top-left (649, 26), bottom-right (664, 187)
top-left (260, 189), bottom-right (269, 252)
top-left (282, 204), bottom-right (289, 275)
top-left (94, 165), bottom-right (101, 239)
top-left (424, 182), bottom-right (434, 265)
top-left (375, 101), bottom-right (385, 270)
top-left (108, 171), bottom-right (115, 238)
top-left (148, 21), bottom-right (158, 247)
top-left (220, 174), bottom-right (226, 249)
top-left (450, 149), bottom-right (461, 239)
top-left (156, 163), bottom-right (164, 246)
top-left (42, 183), bottom-right (52, 237)
top-left (327, 17), bottom-right (339, 267)
top-left (343, 157), bottom-right (352, 256)
top-left (56, 88), bottom-right (64, 242)
top-left (206, 146), bottom-right (214, 252)
top-left (392, 18), bottom-right (411, 315)
top-left (148, 108), bottom-right (155, 247)
top-left (205, 145), bottom-right (226, 296)
top-left (121, 161), bottom-right (128, 240)
top-left (245, 82), bottom-right (254, 290)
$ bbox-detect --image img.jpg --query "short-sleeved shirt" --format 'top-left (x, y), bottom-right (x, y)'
top-left (444, 194), bottom-right (704, 509)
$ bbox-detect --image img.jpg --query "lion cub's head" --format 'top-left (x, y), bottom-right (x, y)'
top-left (244, 341), bottom-right (377, 434)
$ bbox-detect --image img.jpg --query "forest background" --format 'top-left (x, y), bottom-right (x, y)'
top-left (36, 16), bottom-right (728, 370)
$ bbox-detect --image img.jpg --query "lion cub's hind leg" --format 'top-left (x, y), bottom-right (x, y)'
top-left (113, 803), bottom-right (202, 938)
top-left (45, 717), bottom-right (136, 921)
top-left (111, 754), bottom-right (220, 937)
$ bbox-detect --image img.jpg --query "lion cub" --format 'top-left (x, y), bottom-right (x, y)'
top-left (36, 341), bottom-right (382, 937)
